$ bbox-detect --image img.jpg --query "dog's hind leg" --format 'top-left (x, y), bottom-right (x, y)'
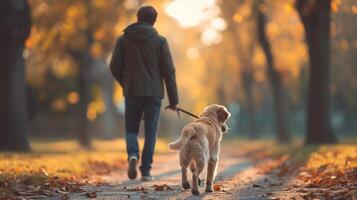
top-left (180, 154), bottom-right (191, 189)
top-left (191, 159), bottom-right (205, 196)
top-left (180, 149), bottom-right (191, 189)
top-left (181, 167), bottom-right (190, 189)
top-left (189, 162), bottom-right (199, 195)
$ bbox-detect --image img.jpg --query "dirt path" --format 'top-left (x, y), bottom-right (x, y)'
top-left (51, 144), bottom-right (310, 200)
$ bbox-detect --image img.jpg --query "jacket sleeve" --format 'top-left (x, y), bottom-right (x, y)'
top-left (160, 38), bottom-right (179, 106)
top-left (109, 37), bottom-right (124, 86)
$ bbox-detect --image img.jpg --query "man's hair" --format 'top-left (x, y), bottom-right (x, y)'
top-left (137, 6), bottom-right (158, 25)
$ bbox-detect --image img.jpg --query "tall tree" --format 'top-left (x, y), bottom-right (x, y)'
top-left (68, 30), bottom-right (94, 148)
top-left (256, 1), bottom-right (291, 143)
top-left (0, 0), bottom-right (31, 151)
top-left (296, 0), bottom-right (336, 144)
top-left (29, 0), bottom-right (123, 147)
top-left (222, 0), bottom-right (258, 138)
top-left (241, 69), bottom-right (257, 138)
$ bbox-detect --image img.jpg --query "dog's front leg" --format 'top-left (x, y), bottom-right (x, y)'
top-left (206, 144), bottom-right (219, 193)
top-left (206, 143), bottom-right (220, 193)
top-left (205, 159), bottom-right (217, 192)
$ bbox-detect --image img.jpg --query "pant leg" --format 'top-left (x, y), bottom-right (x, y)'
top-left (140, 97), bottom-right (162, 175)
top-left (125, 96), bottom-right (144, 159)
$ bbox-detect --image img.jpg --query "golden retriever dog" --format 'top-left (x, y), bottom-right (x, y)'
top-left (168, 104), bottom-right (231, 195)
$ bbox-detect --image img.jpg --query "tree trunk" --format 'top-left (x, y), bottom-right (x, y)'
top-left (242, 70), bottom-right (257, 138)
top-left (221, 0), bottom-right (258, 138)
top-left (68, 48), bottom-right (92, 148)
top-left (101, 82), bottom-right (116, 139)
top-left (91, 59), bottom-right (116, 139)
top-left (0, 0), bottom-right (31, 151)
top-left (257, 6), bottom-right (291, 143)
top-left (296, 0), bottom-right (336, 144)
top-left (77, 51), bottom-right (92, 148)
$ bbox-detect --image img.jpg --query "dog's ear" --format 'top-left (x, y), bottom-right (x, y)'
top-left (217, 106), bottom-right (231, 123)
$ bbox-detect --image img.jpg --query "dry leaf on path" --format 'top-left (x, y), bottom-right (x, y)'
top-left (125, 186), bottom-right (147, 193)
top-left (61, 194), bottom-right (69, 200)
top-left (153, 184), bottom-right (173, 191)
top-left (213, 184), bottom-right (222, 191)
top-left (253, 184), bottom-right (262, 188)
top-left (85, 191), bottom-right (97, 198)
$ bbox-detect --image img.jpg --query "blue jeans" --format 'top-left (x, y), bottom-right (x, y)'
top-left (125, 96), bottom-right (161, 176)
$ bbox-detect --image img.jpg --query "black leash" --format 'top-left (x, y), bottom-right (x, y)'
top-left (177, 108), bottom-right (200, 119)
top-left (165, 106), bottom-right (199, 119)
top-left (166, 106), bottom-right (229, 133)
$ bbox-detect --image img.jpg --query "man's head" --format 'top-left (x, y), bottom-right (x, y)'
top-left (137, 6), bottom-right (158, 25)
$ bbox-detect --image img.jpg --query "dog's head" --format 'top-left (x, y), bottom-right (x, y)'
top-left (200, 104), bottom-right (231, 132)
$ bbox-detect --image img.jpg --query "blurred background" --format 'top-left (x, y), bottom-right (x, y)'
top-left (0, 0), bottom-right (356, 151)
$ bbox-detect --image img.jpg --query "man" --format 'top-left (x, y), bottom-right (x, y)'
top-left (109, 6), bottom-right (178, 181)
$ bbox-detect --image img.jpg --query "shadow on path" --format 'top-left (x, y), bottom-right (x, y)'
top-left (232, 145), bottom-right (318, 200)
top-left (216, 161), bottom-right (251, 181)
top-left (79, 157), bottom-right (253, 200)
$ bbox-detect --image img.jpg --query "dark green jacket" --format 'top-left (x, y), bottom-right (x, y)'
top-left (109, 22), bottom-right (179, 106)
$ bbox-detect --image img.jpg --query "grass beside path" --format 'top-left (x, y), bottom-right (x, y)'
top-left (227, 138), bottom-right (357, 199)
top-left (0, 137), bottom-right (356, 199)
top-left (0, 138), bottom-right (170, 199)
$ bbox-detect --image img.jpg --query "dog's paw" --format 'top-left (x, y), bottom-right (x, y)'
top-left (182, 182), bottom-right (191, 189)
top-left (191, 189), bottom-right (200, 196)
top-left (205, 185), bottom-right (213, 193)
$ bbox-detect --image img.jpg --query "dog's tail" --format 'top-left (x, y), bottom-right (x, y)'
top-left (168, 126), bottom-right (196, 151)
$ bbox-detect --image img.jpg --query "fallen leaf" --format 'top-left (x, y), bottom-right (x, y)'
top-left (154, 184), bottom-right (164, 191)
top-left (296, 189), bottom-right (308, 193)
top-left (165, 184), bottom-right (173, 190)
top-left (153, 184), bottom-right (173, 191)
top-left (61, 194), bottom-right (69, 200)
top-left (306, 183), bottom-right (319, 188)
top-left (253, 184), bottom-right (262, 188)
top-left (125, 187), bottom-right (147, 192)
top-left (317, 164), bottom-right (329, 173)
top-left (85, 191), bottom-right (97, 198)
top-left (269, 182), bottom-right (283, 186)
top-left (213, 184), bottom-right (222, 191)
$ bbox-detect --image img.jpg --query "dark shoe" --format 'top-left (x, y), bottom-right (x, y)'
top-left (141, 174), bottom-right (155, 181)
top-left (127, 156), bottom-right (137, 180)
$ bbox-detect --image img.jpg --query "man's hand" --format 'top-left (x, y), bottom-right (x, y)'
top-left (165, 105), bottom-right (177, 111)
